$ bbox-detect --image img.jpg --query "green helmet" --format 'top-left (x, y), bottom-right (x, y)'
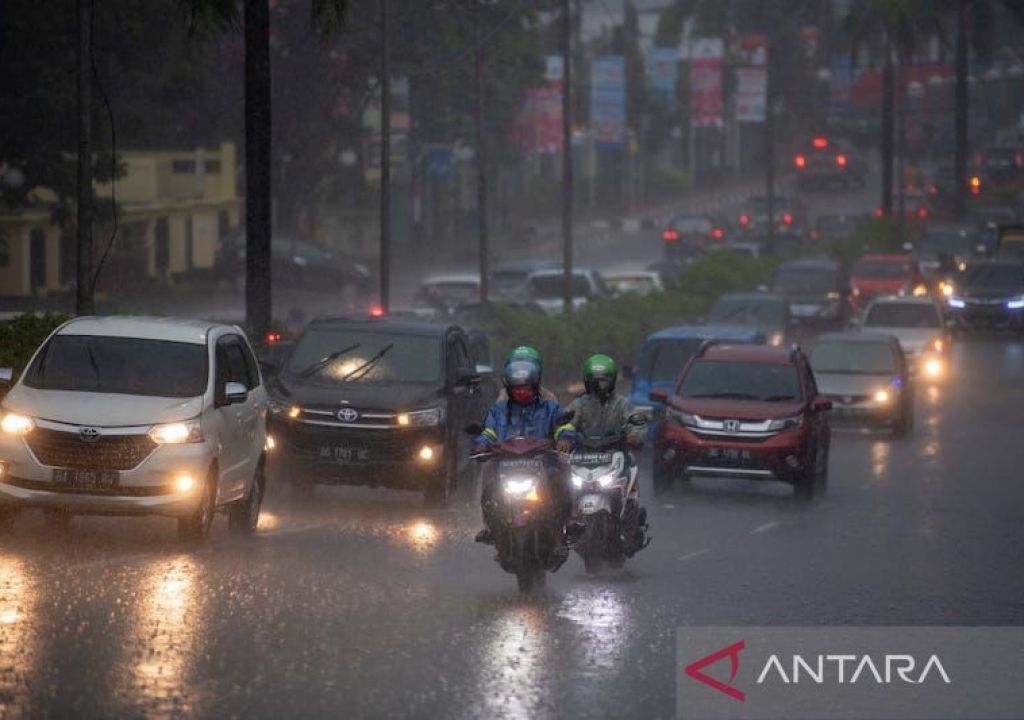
top-left (583, 354), bottom-right (618, 399)
top-left (507, 345), bottom-right (543, 370)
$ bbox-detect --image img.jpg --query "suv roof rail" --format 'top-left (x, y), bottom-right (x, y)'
top-left (695, 339), bottom-right (728, 358)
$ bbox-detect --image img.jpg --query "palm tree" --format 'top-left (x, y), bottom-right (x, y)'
top-left (181, 0), bottom-right (347, 338)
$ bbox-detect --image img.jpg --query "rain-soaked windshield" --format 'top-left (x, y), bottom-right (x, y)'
top-left (811, 341), bottom-right (898, 375)
top-left (679, 360), bottom-right (801, 402)
top-left (286, 329), bottom-right (441, 384)
top-left (865, 303), bottom-right (941, 328)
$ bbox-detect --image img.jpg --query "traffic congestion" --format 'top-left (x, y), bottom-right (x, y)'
top-left (4, 1), bottom-right (1024, 718)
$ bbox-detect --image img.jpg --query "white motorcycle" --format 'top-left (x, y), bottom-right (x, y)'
top-left (570, 416), bottom-right (650, 574)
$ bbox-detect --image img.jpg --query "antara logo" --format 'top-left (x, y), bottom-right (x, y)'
top-left (684, 640), bottom-right (747, 702)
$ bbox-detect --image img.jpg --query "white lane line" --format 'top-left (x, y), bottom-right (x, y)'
top-left (258, 524), bottom-right (323, 538)
top-left (749, 521), bottom-right (782, 535)
top-left (678, 549), bottom-right (710, 562)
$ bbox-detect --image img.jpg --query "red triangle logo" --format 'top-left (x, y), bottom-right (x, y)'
top-left (684, 640), bottom-right (746, 702)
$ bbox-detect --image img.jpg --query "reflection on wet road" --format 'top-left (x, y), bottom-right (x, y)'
top-left (0, 340), bottom-right (1022, 718)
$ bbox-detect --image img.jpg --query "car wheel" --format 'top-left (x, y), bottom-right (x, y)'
top-left (42, 508), bottom-right (73, 531)
top-left (893, 403), bottom-right (913, 438)
top-left (423, 455), bottom-right (452, 508)
top-left (0, 507), bottom-right (17, 534)
top-left (178, 468), bottom-right (217, 544)
top-left (814, 445), bottom-right (829, 495)
top-left (229, 460), bottom-right (265, 536)
top-left (653, 461), bottom-right (674, 497)
top-left (794, 449), bottom-right (817, 501)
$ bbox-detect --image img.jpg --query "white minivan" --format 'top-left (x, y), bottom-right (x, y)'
top-left (0, 316), bottom-right (267, 542)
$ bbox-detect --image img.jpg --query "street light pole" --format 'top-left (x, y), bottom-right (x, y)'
top-left (560, 0), bottom-right (574, 313)
top-left (380, 0), bottom-right (392, 314)
top-left (475, 4), bottom-right (489, 305)
top-left (76, 0), bottom-right (95, 315)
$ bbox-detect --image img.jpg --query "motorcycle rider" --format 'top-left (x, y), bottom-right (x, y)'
top-left (473, 356), bottom-right (578, 546)
top-left (496, 346), bottom-right (558, 402)
top-left (566, 354), bottom-right (648, 550)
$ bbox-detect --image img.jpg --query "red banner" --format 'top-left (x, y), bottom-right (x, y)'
top-left (690, 38), bottom-right (723, 128)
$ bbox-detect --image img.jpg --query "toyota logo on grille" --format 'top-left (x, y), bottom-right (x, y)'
top-left (337, 408), bottom-right (360, 423)
top-left (723, 419), bottom-right (741, 432)
top-left (79, 427), bottom-right (102, 443)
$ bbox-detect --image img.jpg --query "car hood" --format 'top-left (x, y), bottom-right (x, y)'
top-left (961, 284), bottom-right (1023, 300)
top-left (815, 372), bottom-right (895, 395)
top-left (269, 374), bottom-right (444, 411)
top-left (2, 387), bottom-right (204, 427)
top-left (860, 326), bottom-right (937, 352)
top-left (674, 398), bottom-right (805, 421)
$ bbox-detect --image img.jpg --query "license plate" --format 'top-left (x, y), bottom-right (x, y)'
top-left (791, 304), bottom-right (821, 317)
top-left (318, 445), bottom-right (370, 463)
top-left (52, 468), bottom-right (120, 489)
top-left (707, 448), bottom-right (752, 462)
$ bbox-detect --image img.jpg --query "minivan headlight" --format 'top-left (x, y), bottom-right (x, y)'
top-left (149, 419), bottom-right (203, 444)
top-left (397, 407), bottom-right (444, 427)
top-left (0, 412), bottom-right (34, 436)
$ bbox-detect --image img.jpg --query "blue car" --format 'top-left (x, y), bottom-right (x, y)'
top-left (627, 325), bottom-right (767, 439)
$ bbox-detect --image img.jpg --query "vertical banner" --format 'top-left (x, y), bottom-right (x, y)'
top-left (735, 35), bottom-right (767, 123)
top-left (828, 53), bottom-right (853, 115)
top-left (591, 55), bottom-right (626, 147)
top-left (690, 38), bottom-right (723, 128)
top-left (645, 47), bottom-right (678, 104)
top-left (512, 55), bottom-right (563, 154)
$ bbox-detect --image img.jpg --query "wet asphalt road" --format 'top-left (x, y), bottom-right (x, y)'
top-left (2, 338), bottom-right (1023, 719)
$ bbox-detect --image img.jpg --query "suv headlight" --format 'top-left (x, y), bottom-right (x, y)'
top-left (0, 412), bottom-right (34, 436)
top-left (667, 408), bottom-right (698, 427)
top-left (397, 407), bottom-right (444, 427)
top-left (767, 414), bottom-right (803, 431)
top-left (149, 419), bottom-right (203, 444)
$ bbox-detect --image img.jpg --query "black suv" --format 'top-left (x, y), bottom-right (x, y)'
top-left (771, 258), bottom-right (849, 332)
top-left (263, 317), bottom-right (490, 505)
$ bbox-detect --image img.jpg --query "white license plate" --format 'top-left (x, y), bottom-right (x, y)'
top-left (318, 446), bottom-right (370, 463)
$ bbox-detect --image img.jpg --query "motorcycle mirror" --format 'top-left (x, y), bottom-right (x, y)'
top-left (464, 423), bottom-right (484, 436)
top-left (626, 412), bottom-right (648, 426)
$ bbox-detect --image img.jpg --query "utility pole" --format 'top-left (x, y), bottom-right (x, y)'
top-left (953, 0), bottom-right (968, 221)
top-left (561, 0), bottom-right (574, 313)
top-left (76, 0), bottom-right (95, 316)
top-left (244, 0), bottom-right (272, 339)
top-left (881, 32), bottom-right (895, 217)
top-left (475, 3), bottom-right (489, 305)
top-left (765, 50), bottom-right (775, 257)
top-left (380, 0), bottom-right (392, 313)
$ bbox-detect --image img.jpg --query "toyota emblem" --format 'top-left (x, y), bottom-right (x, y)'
top-left (337, 408), bottom-right (360, 423)
top-left (723, 419), bottom-right (741, 432)
top-left (79, 426), bottom-right (101, 443)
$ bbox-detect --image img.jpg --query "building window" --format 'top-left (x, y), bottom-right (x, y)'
top-left (172, 160), bottom-right (195, 174)
top-left (155, 217), bottom-right (170, 273)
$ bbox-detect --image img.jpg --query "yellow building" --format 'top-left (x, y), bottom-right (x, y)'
top-left (0, 142), bottom-right (242, 299)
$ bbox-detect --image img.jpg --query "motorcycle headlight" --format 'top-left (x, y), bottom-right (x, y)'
top-left (396, 407), bottom-right (444, 427)
top-left (148, 419), bottom-right (203, 444)
top-left (503, 477), bottom-right (537, 496)
top-left (0, 412), bottom-right (34, 436)
top-left (571, 473), bottom-right (585, 489)
top-left (767, 414), bottom-right (803, 431)
top-left (939, 280), bottom-right (955, 297)
top-left (596, 472), bottom-right (617, 488)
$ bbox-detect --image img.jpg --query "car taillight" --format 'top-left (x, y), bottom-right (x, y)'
top-left (917, 206), bottom-right (929, 219)
top-left (740, 214), bottom-right (750, 226)
top-left (970, 176), bottom-right (982, 195)
top-left (265, 331), bottom-right (282, 344)
top-left (812, 136), bottom-right (828, 149)
top-left (873, 207), bottom-right (883, 217)
top-left (370, 305), bottom-right (385, 317)
top-left (711, 227), bottom-right (724, 239)
top-left (663, 229), bottom-right (680, 242)
top-left (794, 154), bottom-right (806, 169)
top-left (782, 213), bottom-right (793, 225)
top-left (928, 184), bottom-right (938, 196)
top-left (836, 154), bottom-right (847, 167)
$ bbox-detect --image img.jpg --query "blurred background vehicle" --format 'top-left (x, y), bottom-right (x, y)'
top-left (857, 296), bottom-right (949, 381)
top-left (771, 258), bottom-right (849, 331)
top-left (707, 292), bottom-right (791, 347)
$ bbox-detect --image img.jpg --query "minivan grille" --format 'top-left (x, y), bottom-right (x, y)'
top-left (26, 428), bottom-right (157, 471)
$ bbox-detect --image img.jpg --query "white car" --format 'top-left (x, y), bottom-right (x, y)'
top-left (0, 316), bottom-right (267, 541)
top-left (524, 268), bottom-right (607, 314)
top-left (858, 296), bottom-right (949, 380)
top-left (603, 269), bottom-right (664, 296)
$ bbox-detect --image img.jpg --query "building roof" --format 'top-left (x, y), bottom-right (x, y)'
top-left (58, 316), bottom-right (222, 344)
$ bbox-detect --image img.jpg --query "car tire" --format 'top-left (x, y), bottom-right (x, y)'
top-left (423, 454), bottom-right (453, 508)
top-left (653, 461), bottom-right (674, 497)
top-left (229, 460), bottom-right (265, 536)
top-left (178, 468), bottom-right (217, 544)
top-left (42, 508), bottom-right (73, 531)
top-left (794, 449), bottom-right (817, 501)
top-left (0, 507), bottom-right (17, 533)
top-left (814, 445), bottom-right (829, 495)
top-left (893, 403), bottom-right (913, 438)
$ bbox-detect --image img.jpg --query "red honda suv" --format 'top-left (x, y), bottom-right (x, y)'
top-left (650, 343), bottom-right (832, 500)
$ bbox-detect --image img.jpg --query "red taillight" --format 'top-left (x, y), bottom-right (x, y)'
top-left (836, 154), bottom-right (847, 167)
top-left (782, 212), bottom-right (793, 225)
top-left (265, 331), bottom-right (282, 345)
top-left (928, 184), bottom-right (938, 196)
top-left (711, 227), bottom-right (725, 239)
top-left (873, 207), bottom-right (883, 217)
top-left (917, 206), bottom-right (929, 219)
top-left (739, 214), bottom-right (750, 226)
top-left (812, 136), bottom-right (828, 149)
top-left (370, 305), bottom-right (385, 317)
top-left (662, 229), bottom-right (680, 242)
top-left (794, 154), bottom-right (807, 169)
top-left (1015, 152), bottom-right (1023, 167)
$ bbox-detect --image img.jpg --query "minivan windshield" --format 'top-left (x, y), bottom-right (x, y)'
top-left (679, 361), bottom-right (801, 402)
top-left (23, 336), bottom-right (208, 398)
top-left (286, 329), bottom-right (442, 384)
top-left (811, 341), bottom-right (898, 374)
top-left (864, 302), bottom-right (941, 328)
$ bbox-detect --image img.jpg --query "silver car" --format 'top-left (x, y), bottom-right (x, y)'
top-left (809, 333), bottom-right (913, 435)
top-left (858, 295), bottom-right (949, 381)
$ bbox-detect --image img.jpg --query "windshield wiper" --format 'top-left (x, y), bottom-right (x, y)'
top-left (340, 343), bottom-right (394, 382)
top-left (688, 392), bottom-right (759, 400)
top-left (297, 344), bottom-right (361, 378)
top-left (86, 343), bottom-right (103, 391)
top-left (763, 394), bottom-right (796, 402)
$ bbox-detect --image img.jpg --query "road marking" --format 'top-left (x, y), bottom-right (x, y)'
top-left (678, 549), bottom-right (710, 562)
top-left (662, 503), bottom-right (675, 510)
top-left (258, 523), bottom-right (323, 538)
top-left (749, 521), bottom-right (782, 535)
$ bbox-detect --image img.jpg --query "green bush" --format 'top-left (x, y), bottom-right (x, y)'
top-left (476, 253), bottom-right (774, 386)
top-left (0, 313), bottom-right (69, 376)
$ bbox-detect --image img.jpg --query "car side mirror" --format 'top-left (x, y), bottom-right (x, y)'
top-left (220, 381), bottom-right (248, 407)
top-left (649, 388), bottom-right (669, 403)
top-left (813, 396), bottom-right (833, 412)
top-left (475, 364), bottom-right (494, 377)
top-left (0, 368), bottom-right (13, 390)
top-left (626, 412), bottom-right (648, 426)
